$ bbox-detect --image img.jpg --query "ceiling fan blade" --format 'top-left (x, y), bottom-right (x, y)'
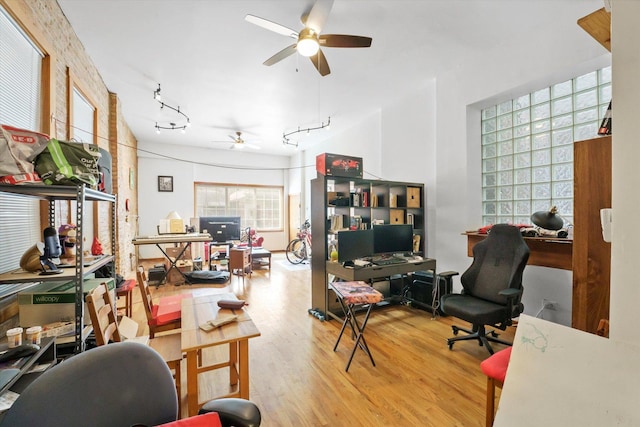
top-left (245, 14), bottom-right (298, 38)
top-left (320, 34), bottom-right (372, 48)
top-left (306, 0), bottom-right (334, 33)
top-left (228, 135), bottom-right (237, 141)
top-left (263, 44), bottom-right (297, 66)
top-left (309, 48), bottom-right (331, 76)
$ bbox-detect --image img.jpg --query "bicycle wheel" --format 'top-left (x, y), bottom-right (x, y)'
top-left (286, 239), bottom-right (307, 264)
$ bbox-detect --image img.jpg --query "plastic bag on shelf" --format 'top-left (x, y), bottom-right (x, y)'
top-left (0, 124), bottom-right (50, 184)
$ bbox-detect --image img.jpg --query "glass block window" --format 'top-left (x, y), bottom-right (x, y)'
top-left (195, 183), bottom-right (283, 231)
top-left (481, 66), bottom-right (611, 226)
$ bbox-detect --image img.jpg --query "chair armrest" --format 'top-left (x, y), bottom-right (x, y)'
top-left (199, 398), bottom-right (261, 427)
top-left (498, 288), bottom-right (521, 300)
top-left (437, 271), bottom-right (459, 279)
top-left (498, 288), bottom-right (523, 328)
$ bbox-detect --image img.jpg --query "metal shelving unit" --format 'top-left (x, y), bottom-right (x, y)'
top-left (0, 184), bottom-right (116, 353)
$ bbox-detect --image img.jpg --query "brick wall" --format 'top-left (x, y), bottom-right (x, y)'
top-left (1, 0), bottom-right (139, 279)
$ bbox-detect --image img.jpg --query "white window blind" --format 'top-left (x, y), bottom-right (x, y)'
top-left (0, 7), bottom-right (42, 129)
top-left (195, 184), bottom-right (283, 231)
top-left (0, 5), bottom-right (43, 274)
top-left (72, 88), bottom-right (95, 143)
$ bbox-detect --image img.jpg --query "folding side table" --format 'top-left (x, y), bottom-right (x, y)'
top-left (330, 280), bottom-right (383, 372)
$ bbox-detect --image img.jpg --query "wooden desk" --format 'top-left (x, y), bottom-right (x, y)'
top-left (464, 232), bottom-right (573, 270)
top-left (181, 293), bottom-right (260, 417)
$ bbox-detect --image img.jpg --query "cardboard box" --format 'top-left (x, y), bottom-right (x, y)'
top-left (18, 278), bottom-right (116, 327)
top-left (407, 187), bottom-right (421, 208)
top-left (316, 153), bottom-right (363, 178)
top-left (41, 321), bottom-right (75, 338)
top-left (167, 262), bottom-right (193, 284)
top-left (390, 209), bottom-right (405, 224)
top-left (166, 245), bottom-right (192, 261)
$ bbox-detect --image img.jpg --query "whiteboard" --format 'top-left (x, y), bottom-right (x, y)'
top-left (495, 314), bottom-right (640, 426)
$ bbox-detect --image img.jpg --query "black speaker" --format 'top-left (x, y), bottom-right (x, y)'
top-left (148, 264), bottom-right (167, 284)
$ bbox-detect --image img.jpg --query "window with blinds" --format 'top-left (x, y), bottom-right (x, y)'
top-left (195, 183), bottom-right (283, 231)
top-left (0, 5), bottom-right (43, 274)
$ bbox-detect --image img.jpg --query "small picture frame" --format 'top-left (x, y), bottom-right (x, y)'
top-left (158, 176), bottom-right (173, 192)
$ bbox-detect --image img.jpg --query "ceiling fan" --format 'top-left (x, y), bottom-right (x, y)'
top-left (245, 0), bottom-right (372, 76)
top-left (211, 131), bottom-right (260, 150)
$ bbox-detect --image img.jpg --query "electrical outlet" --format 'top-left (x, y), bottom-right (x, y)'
top-left (543, 299), bottom-right (557, 311)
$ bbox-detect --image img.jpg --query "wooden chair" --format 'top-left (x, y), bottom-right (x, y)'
top-left (85, 282), bottom-right (183, 415)
top-left (85, 281), bottom-right (122, 346)
top-left (137, 266), bottom-right (182, 338)
top-left (479, 346), bottom-right (512, 427)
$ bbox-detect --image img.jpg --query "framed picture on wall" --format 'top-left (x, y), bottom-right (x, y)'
top-left (158, 175), bottom-right (173, 192)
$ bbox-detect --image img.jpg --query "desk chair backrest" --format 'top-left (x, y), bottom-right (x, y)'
top-left (461, 224), bottom-right (530, 306)
top-left (86, 282), bottom-right (122, 345)
top-left (0, 342), bottom-right (178, 427)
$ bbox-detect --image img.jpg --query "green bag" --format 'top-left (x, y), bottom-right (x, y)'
top-left (34, 139), bottom-right (101, 187)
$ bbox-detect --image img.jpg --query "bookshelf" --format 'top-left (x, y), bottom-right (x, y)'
top-left (310, 175), bottom-right (425, 317)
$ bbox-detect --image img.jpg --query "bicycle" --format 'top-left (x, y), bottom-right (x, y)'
top-left (286, 220), bottom-right (312, 264)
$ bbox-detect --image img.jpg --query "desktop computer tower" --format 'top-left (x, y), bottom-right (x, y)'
top-left (407, 271), bottom-right (452, 314)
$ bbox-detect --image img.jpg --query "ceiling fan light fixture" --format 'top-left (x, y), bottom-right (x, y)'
top-left (297, 28), bottom-right (319, 57)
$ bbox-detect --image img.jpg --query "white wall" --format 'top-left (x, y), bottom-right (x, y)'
top-left (137, 140), bottom-right (290, 258)
top-left (432, 21), bottom-right (609, 325)
top-left (299, 111), bottom-right (383, 221)
top-left (610, 0), bottom-right (640, 343)
top-left (290, 3), bottom-right (610, 326)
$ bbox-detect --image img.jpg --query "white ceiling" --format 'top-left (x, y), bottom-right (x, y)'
top-left (56, 0), bottom-right (603, 155)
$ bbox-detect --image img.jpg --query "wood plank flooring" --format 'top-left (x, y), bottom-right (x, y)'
top-left (130, 254), bottom-right (515, 426)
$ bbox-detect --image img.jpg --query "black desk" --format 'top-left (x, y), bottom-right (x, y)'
top-left (325, 258), bottom-right (437, 321)
top-left (326, 258), bottom-right (436, 282)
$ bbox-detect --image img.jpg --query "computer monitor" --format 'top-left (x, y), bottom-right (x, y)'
top-left (373, 224), bottom-right (414, 255)
top-left (337, 229), bottom-right (374, 263)
top-left (199, 216), bottom-right (241, 242)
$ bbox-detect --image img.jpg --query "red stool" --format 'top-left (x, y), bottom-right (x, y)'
top-left (116, 279), bottom-right (136, 318)
top-left (480, 346), bottom-right (512, 427)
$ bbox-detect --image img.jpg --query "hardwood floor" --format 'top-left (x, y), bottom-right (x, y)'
top-left (129, 254), bottom-right (515, 426)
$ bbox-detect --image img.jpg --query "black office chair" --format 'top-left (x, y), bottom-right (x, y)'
top-left (0, 341), bottom-right (261, 427)
top-left (440, 224), bottom-right (529, 355)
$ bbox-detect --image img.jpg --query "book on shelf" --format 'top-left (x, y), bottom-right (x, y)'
top-left (598, 100), bottom-right (611, 135)
top-left (350, 215), bottom-right (363, 231)
top-left (329, 214), bottom-right (348, 233)
top-left (407, 213), bottom-right (415, 227)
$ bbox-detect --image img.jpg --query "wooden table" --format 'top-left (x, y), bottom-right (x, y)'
top-left (464, 232), bottom-right (573, 270)
top-left (181, 293), bottom-right (261, 416)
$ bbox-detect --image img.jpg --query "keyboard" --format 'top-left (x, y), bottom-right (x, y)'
top-left (371, 257), bottom-right (408, 266)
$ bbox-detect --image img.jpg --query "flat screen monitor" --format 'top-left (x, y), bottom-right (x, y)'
top-left (373, 224), bottom-right (414, 255)
top-left (337, 229), bottom-right (374, 263)
top-left (199, 216), bottom-right (241, 242)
